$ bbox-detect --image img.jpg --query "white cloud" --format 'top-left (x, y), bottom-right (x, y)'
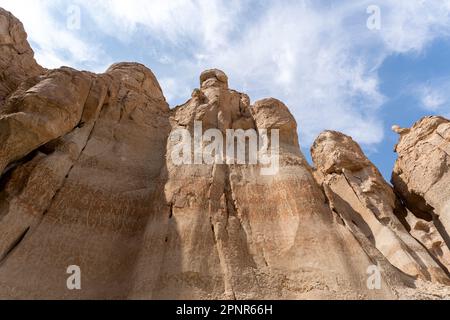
top-left (421, 89), bottom-right (446, 110)
top-left (378, 0), bottom-right (450, 53)
top-left (158, 76), bottom-right (193, 105)
top-left (417, 79), bottom-right (450, 116)
top-left (0, 0), bottom-right (108, 69)
top-left (198, 2), bottom-right (386, 145)
top-left (73, 0), bottom-right (243, 50)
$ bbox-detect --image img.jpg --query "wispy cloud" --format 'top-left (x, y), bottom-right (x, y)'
top-left (377, 0), bottom-right (450, 53)
top-left (73, 0), bottom-right (244, 50)
top-left (0, 0), bottom-right (109, 70)
top-left (416, 78), bottom-right (450, 117)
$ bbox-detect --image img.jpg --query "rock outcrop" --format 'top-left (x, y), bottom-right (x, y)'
top-left (392, 117), bottom-right (450, 275)
top-left (155, 70), bottom-right (401, 299)
top-left (311, 131), bottom-right (449, 285)
top-left (0, 8), bottom-right (43, 107)
top-left (1, 8), bottom-right (450, 299)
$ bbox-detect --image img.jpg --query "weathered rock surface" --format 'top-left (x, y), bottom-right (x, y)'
top-left (156, 71), bottom-right (402, 299)
top-left (392, 117), bottom-right (450, 275)
top-left (312, 131), bottom-right (449, 285)
top-left (0, 8), bottom-right (43, 107)
top-left (1, 8), bottom-right (450, 299)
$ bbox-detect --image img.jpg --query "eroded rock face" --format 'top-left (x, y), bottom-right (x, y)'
top-left (1, 8), bottom-right (450, 299)
top-left (0, 8), bottom-right (44, 107)
top-left (392, 117), bottom-right (450, 232)
top-left (392, 117), bottom-right (450, 275)
top-left (312, 131), bottom-right (450, 285)
top-left (0, 61), bottom-right (171, 298)
top-left (150, 72), bottom-right (399, 299)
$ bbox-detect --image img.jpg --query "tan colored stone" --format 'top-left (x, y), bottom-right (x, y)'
top-left (397, 206), bottom-right (450, 273)
top-left (147, 71), bottom-right (404, 299)
top-left (1, 8), bottom-right (450, 299)
top-left (0, 68), bottom-right (93, 174)
top-left (392, 116), bottom-right (450, 275)
top-left (0, 8), bottom-right (43, 106)
top-left (0, 61), bottom-right (170, 299)
top-left (312, 130), bottom-right (450, 284)
top-left (392, 117), bottom-right (450, 238)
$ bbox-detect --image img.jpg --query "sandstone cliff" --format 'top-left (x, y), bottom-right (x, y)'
top-left (1, 8), bottom-right (450, 299)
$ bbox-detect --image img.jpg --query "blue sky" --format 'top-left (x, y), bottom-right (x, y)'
top-left (1, 0), bottom-right (450, 180)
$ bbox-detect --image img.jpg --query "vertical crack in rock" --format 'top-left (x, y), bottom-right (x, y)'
top-left (0, 75), bottom-right (109, 263)
top-left (207, 163), bottom-right (262, 300)
top-left (0, 227), bottom-right (29, 264)
top-left (324, 187), bottom-right (406, 293)
top-left (42, 78), bottom-right (103, 216)
top-left (433, 214), bottom-right (450, 251)
top-left (227, 167), bottom-right (266, 270)
top-left (208, 163), bottom-right (237, 300)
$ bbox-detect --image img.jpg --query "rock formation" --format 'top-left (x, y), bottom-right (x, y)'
top-left (0, 8), bottom-right (43, 108)
top-left (311, 131), bottom-right (449, 285)
top-left (392, 117), bottom-right (450, 275)
top-left (1, 8), bottom-right (450, 299)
